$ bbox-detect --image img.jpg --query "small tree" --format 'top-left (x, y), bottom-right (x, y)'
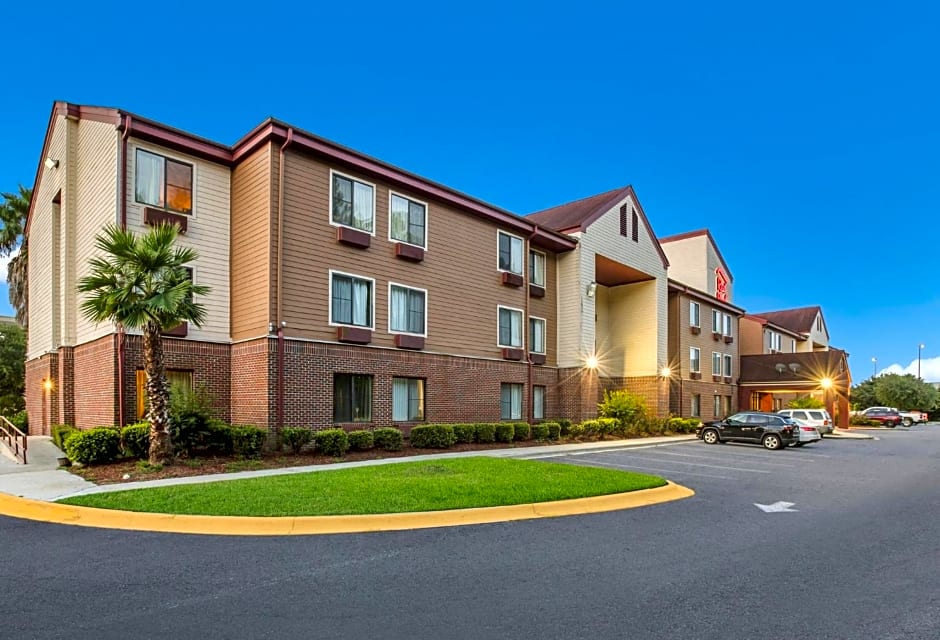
top-left (78, 224), bottom-right (209, 465)
top-left (874, 373), bottom-right (939, 410)
top-left (786, 395), bottom-right (825, 409)
top-left (0, 322), bottom-right (26, 415)
top-left (598, 389), bottom-right (649, 430)
top-left (850, 378), bottom-right (879, 410)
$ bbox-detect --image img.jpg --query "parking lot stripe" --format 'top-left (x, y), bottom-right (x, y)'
top-left (643, 449), bottom-right (798, 467)
top-left (562, 458), bottom-right (735, 480)
top-left (576, 452), bottom-right (772, 474)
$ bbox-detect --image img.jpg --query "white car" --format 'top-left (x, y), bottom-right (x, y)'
top-left (777, 409), bottom-right (833, 435)
top-left (788, 417), bottom-right (822, 446)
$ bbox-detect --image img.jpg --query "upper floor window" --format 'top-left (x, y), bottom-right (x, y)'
top-left (389, 284), bottom-right (426, 335)
top-left (722, 313), bottom-right (733, 337)
top-left (791, 338), bottom-right (797, 353)
top-left (330, 272), bottom-right (373, 328)
top-left (712, 309), bottom-right (721, 332)
top-left (498, 306), bottom-right (523, 348)
top-left (690, 301), bottom-right (701, 327)
top-left (712, 351), bottom-right (722, 375)
top-left (690, 347), bottom-right (701, 373)
top-left (498, 231), bottom-right (523, 275)
top-left (331, 172), bottom-right (374, 233)
top-left (529, 250), bottom-right (546, 287)
top-left (769, 331), bottom-right (782, 352)
top-left (723, 354), bottom-right (733, 377)
top-left (529, 316), bottom-right (546, 354)
top-left (816, 315), bottom-right (822, 332)
top-left (135, 149), bottom-right (193, 214)
top-left (389, 193), bottom-right (426, 248)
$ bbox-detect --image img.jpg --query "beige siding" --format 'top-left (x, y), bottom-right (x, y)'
top-left (555, 241), bottom-right (584, 367)
top-left (662, 235), bottom-right (707, 291)
top-left (705, 240), bottom-right (733, 302)
top-left (739, 317), bottom-right (765, 354)
top-left (231, 143), bottom-right (274, 340)
top-left (804, 310), bottom-right (829, 349)
top-left (124, 139), bottom-right (232, 342)
top-left (527, 251), bottom-right (558, 366)
top-left (608, 280), bottom-right (658, 377)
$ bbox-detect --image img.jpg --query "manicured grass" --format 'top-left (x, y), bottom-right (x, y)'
top-left (58, 457), bottom-right (667, 516)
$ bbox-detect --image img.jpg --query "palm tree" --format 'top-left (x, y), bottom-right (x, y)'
top-left (1, 186), bottom-right (31, 329)
top-left (78, 223), bottom-right (209, 464)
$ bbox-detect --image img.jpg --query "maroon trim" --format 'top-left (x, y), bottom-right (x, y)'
top-left (501, 348), bottom-right (524, 361)
top-left (501, 272), bottom-right (524, 287)
top-left (337, 326), bottom-right (372, 344)
top-left (336, 226), bottom-right (371, 249)
top-left (529, 353), bottom-right (546, 365)
top-left (712, 332), bottom-right (722, 341)
top-left (394, 334), bottom-right (425, 350)
top-left (690, 372), bottom-right (702, 380)
top-left (394, 242), bottom-right (424, 262)
top-left (143, 207), bottom-right (188, 233)
top-left (724, 335), bottom-right (734, 344)
top-left (161, 322), bottom-right (188, 337)
top-left (529, 284), bottom-right (545, 298)
top-left (690, 326), bottom-right (701, 335)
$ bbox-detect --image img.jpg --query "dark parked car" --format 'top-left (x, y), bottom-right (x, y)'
top-left (696, 411), bottom-right (798, 450)
top-left (860, 407), bottom-right (902, 427)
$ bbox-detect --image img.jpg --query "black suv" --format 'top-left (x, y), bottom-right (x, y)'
top-left (696, 411), bottom-right (798, 450)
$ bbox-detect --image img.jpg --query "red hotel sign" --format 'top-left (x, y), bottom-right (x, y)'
top-left (715, 267), bottom-right (729, 301)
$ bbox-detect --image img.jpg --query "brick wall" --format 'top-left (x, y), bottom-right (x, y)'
top-left (672, 379), bottom-right (737, 419)
top-left (73, 335), bottom-right (119, 428)
top-left (601, 375), bottom-right (670, 417)
top-left (232, 338), bottom-right (274, 427)
top-left (24, 354), bottom-right (57, 435)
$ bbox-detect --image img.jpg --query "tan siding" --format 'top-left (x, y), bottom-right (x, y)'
top-left (662, 235), bottom-right (707, 291)
top-left (527, 251), bottom-right (558, 366)
top-left (231, 143), bottom-right (274, 339)
top-left (556, 241), bottom-right (584, 367)
top-left (739, 317), bottom-right (765, 354)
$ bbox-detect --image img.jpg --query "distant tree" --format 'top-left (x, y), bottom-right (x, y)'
top-left (786, 395), bottom-right (825, 409)
top-left (0, 322), bottom-right (26, 416)
top-left (849, 378), bottom-right (879, 410)
top-left (1, 186), bottom-right (31, 329)
top-left (874, 374), bottom-right (939, 411)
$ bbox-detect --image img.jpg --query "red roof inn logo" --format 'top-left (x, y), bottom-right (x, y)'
top-left (715, 267), bottom-right (729, 301)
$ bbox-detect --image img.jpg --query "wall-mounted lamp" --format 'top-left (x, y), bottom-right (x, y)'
top-left (820, 377), bottom-right (833, 389)
top-left (660, 366), bottom-right (672, 379)
top-left (42, 378), bottom-right (54, 392)
top-left (585, 354), bottom-right (599, 370)
top-left (44, 157), bottom-right (59, 170)
top-left (585, 281), bottom-right (597, 298)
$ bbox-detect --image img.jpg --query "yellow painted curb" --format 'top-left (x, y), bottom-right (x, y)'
top-left (0, 482), bottom-right (694, 536)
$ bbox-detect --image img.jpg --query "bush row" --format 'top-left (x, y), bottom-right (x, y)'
top-left (409, 422), bottom-right (560, 449)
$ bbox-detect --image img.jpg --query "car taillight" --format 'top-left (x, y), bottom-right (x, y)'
top-left (823, 420), bottom-right (830, 425)
top-left (801, 427), bottom-right (815, 431)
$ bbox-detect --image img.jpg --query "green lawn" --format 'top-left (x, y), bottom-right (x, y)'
top-left (58, 457), bottom-right (667, 516)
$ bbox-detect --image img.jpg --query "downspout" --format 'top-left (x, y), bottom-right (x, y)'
top-left (275, 128), bottom-right (295, 432)
top-left (116, 114), bottom-right (132, 427)
top-left (526, 225), bottom-right (538, 422)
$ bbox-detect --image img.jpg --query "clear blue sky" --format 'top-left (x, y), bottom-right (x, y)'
top-left (2, 1), bottom-right (938, 383)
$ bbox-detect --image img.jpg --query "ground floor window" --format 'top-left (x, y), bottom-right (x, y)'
top-left (722, 395), bottom-right (732, 416)
top-left (750, 392), bottom-right (761, 411)
top-left (136, 369), bottom-right (192, 420)
top-left (334, 373), bottom-right (373, 422)
top-left (690, 393), bottom-right (701, 417)
top-left (392, 377), bottom-right (425, 422)
top-left (533, 385), bottom-right (545, 420)
top-left (500, 383), bottom-right (523, 420)
top-left (773, 397), bottom-right (783, 411)
top-left (713, 394), bottom-right (721, 418)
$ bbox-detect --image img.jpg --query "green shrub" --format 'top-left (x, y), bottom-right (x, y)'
top-left (63, 427), bottom-right (120, 465)
top-left (555, 418), bottom-right (573, 435)
top-left (348, 430), bottom-right (375, 451)
top-left (452, 423), bottom-right (475, 444)
top-left (531, 423), bottom-right (550, 440)
top-left (121, 422), bottom-right (150, 459)
top-left (567, 422), bottom-right (585, 438)
top-left (8, 410), bottom-right (27, 432)
top-left (474, 422), bottom-right (496, 443)
top-left (849, 414), bottom-right (880, 426)
top-left (598, 390), bottom-right (649, 432)
top-left (205, 419), bottom-right (233, 454)
top-left (410, 424), bottom-right (457, 449)
top-left (545, 422), bottom-right (561, 440)
top-left (280, 427), bottom-right (313, 454)
top-left (52, 424), bottom-right (80, 450)
top-left (512, 422), bottom-right (531, 441)
top-left (667, 418), bottom-right (700, 434)
top-left (633, 415), bottom-right (669, 436)
top-left (495, 422), bottom-right (515, 443)
top-left (373, 427), bottom-right (403, 451)
top-left (230, 425), bottom-right (266, 458)
top-left (314, 428), bottom-right (349, 457)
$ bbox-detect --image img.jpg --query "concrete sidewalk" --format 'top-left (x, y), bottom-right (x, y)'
top-left (0, 436), bottom-right (97, 500)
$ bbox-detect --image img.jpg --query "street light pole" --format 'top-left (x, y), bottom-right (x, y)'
top-left (918, 344), bottom-right (925, 379)
top-left (871, 356), bottom-right (877, 378)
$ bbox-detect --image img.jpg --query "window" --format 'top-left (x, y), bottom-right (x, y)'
top-left (498, 306), bottom-right (524, 348)
top-left (331, 172), bottom-right (374, 233)
top-left (690, 347), bottom-right (701, 373)
top-left (816, 315), bottom-right (822, 332)
top-left (136, 369), bottom-right (192, 419)
top-left (712, 352), bottom-right (722, 376)
top-left (500, 383), bottom-right (523, 420)
top-left (389, 284), bottom-right (426, 335)
top-left (722, 313), bottom-right (732, 337)
top-left (791, 339), bottom-right (797, 353)
top-left (330, 272), bottom-right (373, 328)
top-left (619, 204), bottom-right (628, 237)
top-left (723, 396), bottom-right (732, 416)
top-left (334, 374), bottom-right (372, 422)
top-left (631, 209), bottom-right (639, 242)
top-left (135, 149), bottom-right (193, 214)
top-left (392, 377), bottom-right (425, 422)
top-left (691, 393), bottom-right (701, 417)
top-left (690, 301), bottom-right (700, 327)
top-left (723, 354), bottom-right (733, 377)
top-left (769, 331), bottom-right (782, 352)
top-left (529, 317), bottom-right (546, 354)
top-left (750, 392), bottom-right (761, 410)
top-left (712, 309), bottom-right (721, 332)
top-left (713, 395), bottom-right (721, 417)
top-left (389, 193), bottom-right (426, 247)
top-left (529, 250), bottom-right (546, 287)
top-left (533, 386), bottom-right (546, 420)
top-left (497, 231), bottom-right (523, 275)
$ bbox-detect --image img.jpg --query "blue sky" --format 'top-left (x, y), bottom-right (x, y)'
top-left (2, 1), bottom-right (938, 383)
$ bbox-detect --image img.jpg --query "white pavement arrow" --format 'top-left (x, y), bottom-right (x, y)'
top-left (754, 501), bottom-right (798, 513)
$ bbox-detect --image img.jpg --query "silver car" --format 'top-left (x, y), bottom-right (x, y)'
top-left (788, 417), bottom-right (822, 446)
top-left (777, 409), bottom-right (833, 435)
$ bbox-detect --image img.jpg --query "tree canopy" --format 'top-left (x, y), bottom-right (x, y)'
top-left (0, 322), bottom-right (26, 416)
top-left (851, 374), bottom-right (939, 411)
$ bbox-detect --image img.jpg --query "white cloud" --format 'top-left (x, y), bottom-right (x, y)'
top-left (880, 355), bottom-right (940, 383)
top-left (0, 247), bottom-right (17, 284)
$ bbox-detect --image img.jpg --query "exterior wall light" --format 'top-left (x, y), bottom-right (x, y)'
top-left (42, 378), bottom-right (54, 392)
top-left (585, 354), bottom-right (599, 369)
top-left (44, 157), bottom-right (59, 170)
top-left (660, 366), bottom-right (672, 378)
top-left (820, 377), bottom-right (833, 389)
top-left (585, 282), bottom-right (597, 298)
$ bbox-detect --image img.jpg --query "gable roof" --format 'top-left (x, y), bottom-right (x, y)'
top-left (741, 314), bottom-right (804, 339)
top-left (658, 228), bottom-right (734, 281)
top-left (749, 306), bottom-right (825, 337)
top-left (527, 185), bottom-right (669, 269)
top-left (739, 347), bottom-right (851, 387)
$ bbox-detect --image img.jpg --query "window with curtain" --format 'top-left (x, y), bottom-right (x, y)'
top-left (331, 173), bottom-right (374, 232)
top-left (691, 393), bottom-right (701, 417)
top-left (713, 395), bottom-right (721, 417)
top-left (389, 284), bottom-right (425, 334)
top-left (723, 354), bottom-right (733, 377)
top-left (712, 352), bottom-right (721, 376)
top-left (711, 309), bottom-right (720, 332)
top-left (390, 193), bottom-right (426, 247)
top-left (333, 374), bottom-right (372, 422)
top-left (690, 301), bottom-right (700, 327)
top-left (500, 383), bottom-right (523, 420)
top-left (136, 369), bottom-right (192, 419)
top-left (331, 273), bottom-right (373, 327)
top-left (529, 317), bottom-right (546, 354)
top-left (392, 377), bottom-right (425, 422)
top-left (135, 149), bottom-right (193, 214)
top-left (498, 307), bottom-right (523, 348)
top-left (533, 386), bottom-right (545, 420)
top-left (690, 347), bottom-right (701, 373)
top-left (497, 231), bottom-right (523, 274)
top-left (722, 313), bottom-right (732, 337)
top-left (529, 250), bottom-right (545, 286)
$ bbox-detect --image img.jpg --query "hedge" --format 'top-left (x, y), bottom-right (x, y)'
top-left (280, 427), bottom-right (313, 454)
top-left (121, 422), bottom-right (150, 459)
top-left (494, 423), bottom-right (514, 443)
top-left (63, 427), bottom-right (120, 465)
top-left (410, 424), bottom-right (457, 449)
top-left (52, 424), bottom-right (80, 451)
top-left (452, 423), bottom-right (476, 444)
top-left (231, 425), bottom-right (266, 458)
top-left (512, 422), bottom-right (531, 441)
top-left (531, 423), bottom-right (550, 440)
top-left (373, 428), bottom-right (403, 451)
top-left (348, 430), bottom-right (375, 451)
top-left (474, 423), bottom-right (497, 443)
top-left (314, 428), bottom-right (350, 457)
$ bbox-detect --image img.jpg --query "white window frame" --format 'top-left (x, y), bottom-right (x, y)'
top-left (723, 354), bottom-right (732, 377)
top-left (392, 376), bottom-right (425, 422)
top-left (329, 169), bottom-right (376, 235)
top-left (712, 309), bottom-right (721, 332)
top-left (690, 393), bottom-right (701, 418)
top-left (388, 190), bottom-right (428, 249)
top-left (713, 395), bottom-right (721, 417)
top-left (387, 282), bottom-right (427, 337)
top-left (529, 316), bottom-right (546, 354)
top-left (722, 313), bottom-right (732, 337)
top-left (328, 270), bottom-right (375, 329)
top-left (500, 382), bottom-right (523, 420)
top-left (791, 338), bottom-right (797, 353)
top-left (529, 249), bottom-right (546, 287)
top-left (712, 351), bottom-right (722, 376)
top-left (689, 301), bottom-right (700, 328)
top-left (497, 231), bottom-right (524, 276)
top-left (497, 305), bottom-right (525, 349)
top-left (690, 347), bottom-right (701, 373)
top-left (134, 145), bottom-right (197, 217)
top-left (533, 385), bottom-right (546, 420)
top-left (769, 331), bottom-right (782, 352)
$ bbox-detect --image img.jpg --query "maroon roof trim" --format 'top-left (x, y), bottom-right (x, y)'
top-left (659, 228), bottom-right (734, 281)
top-left (668, 279), bottom-right (745, 314)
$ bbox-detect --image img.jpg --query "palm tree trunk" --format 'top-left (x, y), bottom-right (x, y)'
top-left (143, 320), bottom-right (173, 464)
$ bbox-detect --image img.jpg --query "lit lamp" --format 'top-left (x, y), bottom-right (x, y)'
top-left (660, 366), bottom-right (672, 379)
top-left (585, 354), bottom-right (599, 370)
top-left (42, 378), bottom-right (54, 392)
top-left (918, 343), bottom-right (925, 379)
top-left (585, 281), bottom-right (597, 298)
top-left (871, 356), bottom-right (877, 378)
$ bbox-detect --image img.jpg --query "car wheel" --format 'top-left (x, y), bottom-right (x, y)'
top-left (762, 434), bottom-right (783, 450)
top-left (887, 421), bottom-right (897, 428)
top-left (702, 429), bottom-right (720, 445)
top-left (902, 418), bottom-right (913, 427)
